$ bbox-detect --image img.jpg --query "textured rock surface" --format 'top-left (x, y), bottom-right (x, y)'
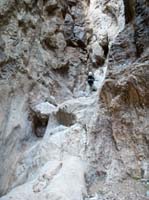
top-left (0, 0), bottom-right (148, 200)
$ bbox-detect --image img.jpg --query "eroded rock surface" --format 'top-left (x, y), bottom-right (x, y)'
top-left (0, 0), bottom-right (148, 200)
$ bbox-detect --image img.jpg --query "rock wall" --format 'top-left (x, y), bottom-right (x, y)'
top-left (0, 0), bottom-right (148, 200)
top-left (99, 0), bottom-right (149, 198)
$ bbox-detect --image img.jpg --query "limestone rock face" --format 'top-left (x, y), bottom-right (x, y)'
top-left (99, 0), bottom-right (149, 198)
top-left (0, 0), bottom-right (148, 200)
top-left (89, 41), bottom-right (105, 67)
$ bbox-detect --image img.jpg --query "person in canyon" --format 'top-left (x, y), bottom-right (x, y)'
top-left (87, 71), bottom-right (96, 92)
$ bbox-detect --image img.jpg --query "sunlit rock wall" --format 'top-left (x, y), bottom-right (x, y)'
top-left (0, 0), bottom-right (148, 200)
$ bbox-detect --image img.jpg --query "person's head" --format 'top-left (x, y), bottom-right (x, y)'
top-left (88, 71), bottom-right (93, 76)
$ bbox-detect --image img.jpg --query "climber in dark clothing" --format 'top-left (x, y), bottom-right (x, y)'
top-left (87, 71), bottom-right (95, 91)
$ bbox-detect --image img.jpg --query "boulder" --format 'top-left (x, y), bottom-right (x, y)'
top-left (89, 41), bottom-right (105, 67)
top-left (30, 102), bottom-right (57, 137)
top-left (73, 25), bottom-right (86, 47)
top-left (31, 102), bottom-right (57, 120)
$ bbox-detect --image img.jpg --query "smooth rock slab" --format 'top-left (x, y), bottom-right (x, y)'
top-left (0, 156), bottom-right (87, 200)
top-left (31, 102), bottom-right (57, 119)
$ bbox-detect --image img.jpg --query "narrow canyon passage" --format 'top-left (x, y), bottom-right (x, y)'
top-left (0, 0), bottom-right (148, 200)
